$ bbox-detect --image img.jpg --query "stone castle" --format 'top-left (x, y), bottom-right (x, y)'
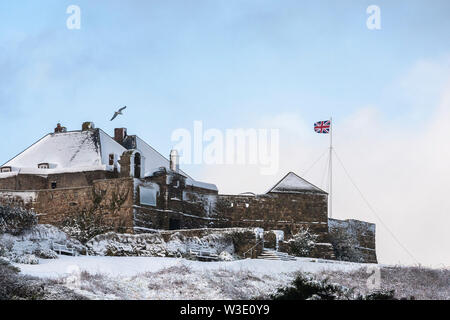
top-left (0, 122), bottom-right (377, 262)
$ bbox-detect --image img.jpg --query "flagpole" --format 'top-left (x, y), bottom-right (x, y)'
top-left (329, 117), bottom-right (333, 219)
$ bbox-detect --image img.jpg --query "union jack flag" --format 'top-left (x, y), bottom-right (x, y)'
top-left (314, 120), bottom-right (331, 134)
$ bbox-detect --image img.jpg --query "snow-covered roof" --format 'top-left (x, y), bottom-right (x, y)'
top-left (185, 177), bottom-right (218, 192)
top-left (2, 129), bottom-right (126, 174)
top-left (134, 136), bottom-right (190, 178)
top-left (1, 127), bottom-right (218, 192)
top-left (134, 137), bottom-right (218, 191)
top-left (266, 172), bottom-right (327, 195)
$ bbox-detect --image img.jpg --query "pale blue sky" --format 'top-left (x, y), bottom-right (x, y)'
top-left (1, 0), bottom-right (449, 161)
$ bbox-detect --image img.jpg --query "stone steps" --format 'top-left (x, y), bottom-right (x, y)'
top-left (257, 249), bottom-right (297, 261)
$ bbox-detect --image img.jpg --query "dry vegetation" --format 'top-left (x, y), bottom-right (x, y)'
top-left (315, 265), bottom-right (449, 300)
top-left (48, 265), bottom-right (289, 300)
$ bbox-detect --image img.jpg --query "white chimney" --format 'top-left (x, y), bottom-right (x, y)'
top-left (170, 149), bottom-right (179, 172)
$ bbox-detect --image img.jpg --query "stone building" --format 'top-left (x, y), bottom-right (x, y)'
top-left (0, 122), bottom-right (376, 262)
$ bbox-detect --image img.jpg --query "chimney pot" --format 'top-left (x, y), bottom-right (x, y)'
top-left (54, 123), bottom-right (64, 133)
top-left (170, 149), bottom-right (179, 172)
top-left (82, 122), bottom-right (95, 131)
top-left (114, 128), bottom-right (127, 144)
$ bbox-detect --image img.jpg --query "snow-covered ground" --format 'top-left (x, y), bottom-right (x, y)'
top-left (13, 256), bottom-right (372, 300)
top-left (12, 256), bottom-right (448, 300)
top-left (16, 255), bottom-right (369, 279)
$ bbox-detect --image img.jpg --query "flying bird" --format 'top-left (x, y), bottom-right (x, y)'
top-left (110, 106), bottom-right (127, 121)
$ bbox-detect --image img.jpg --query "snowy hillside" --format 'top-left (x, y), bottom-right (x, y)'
top-left (14, 255), bottom-right (369, 299)
top-left (12, 256), bottom-right (449, 300)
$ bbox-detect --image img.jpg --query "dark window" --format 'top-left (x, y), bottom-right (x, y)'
top-left (109, 154), bottom-right (115, 166)
top-left (0, 167), bottom-right (11, 173)
top-left (169, 218), bottom-right (180, 230)
top-left (51, 182), bottom-right (57, 189)
top-left (134, 153), bottom-right (141, 178)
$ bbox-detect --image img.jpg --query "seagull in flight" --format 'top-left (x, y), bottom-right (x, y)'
top-left (110, 106), bottom-right (127, 121)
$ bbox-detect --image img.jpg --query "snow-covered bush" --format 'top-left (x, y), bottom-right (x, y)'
top-left (0, 244), bottom-right (6, 257)
top-left (0, 205), bottom-right (37, 235)
top-left (33, 247), bottom-right (58, 259)
top-left (0, 256), bottom-right (86, 300)
top-left (286, 227), bottom-right (318, 257)
top-left (228, 230), bottom-right (261, 258)
top-left (272, 272), bottom-right (398, 300)
top-left (272, 273), bottom-right (353, 300)
top-left (0, 257), bottom-right (44, 299)
top-left (86, 230), bottom-right (239, 259)
top-left (360, 290), bottom-right (396, 300)
top-left (328, 226), bottom-right (362, 262)
top-left (12, 254), bottom-right (39, 265)
top-left (186, 233), bottom-right (234, 256)
top-left (86, 232), bottom-right (168, 257)
top-left (218, 251), bottom-right (234, 261)
top-left (0, 237), bottom-right (14, 257)
top-left (61, 210), bottom-right (114, 244)
top-left (0, 224), bottom-right (86, 263)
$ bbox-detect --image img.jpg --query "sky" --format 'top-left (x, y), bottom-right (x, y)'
top-left (1, 0), bottom-right (449, 267)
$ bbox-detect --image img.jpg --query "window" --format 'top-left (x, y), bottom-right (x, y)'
top-left (38, 163), bottom-right (49, 169)
top-left (51, 182), bottom-right (57, 189)
top-left (169, 218), bottom-right (180, 230)
top-left (109, 154), bottom-right (115, 166)
top-left (0, 167), bottom-right (11, 173)
top-left (140, 187), bottom-right (157, 206)
top-left (134, 153), bottom-right (141, 178)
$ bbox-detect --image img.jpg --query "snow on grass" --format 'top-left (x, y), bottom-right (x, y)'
top-left (14, 256), bottom-right (447, 300)
top-left (13, 255), bottom-right (371, 299)
top-left (15, 255), bottom-right (368, 279)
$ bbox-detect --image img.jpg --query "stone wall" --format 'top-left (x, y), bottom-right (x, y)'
top-left (0, 171), bottom-right (118, 191)
top-left (133, 170), bottom-right (219, 232)
top-left (0, 177), bottom-right (135, 233)
top-left (0, 170), bottom-right (377, 263)
top-left (328, 218), bottom-right (377, 263)
top-left (0, 190), bottom-right (37, 210)
top-left (217, 193), bottom-right (329, 241)
top-left (159, 228), bottom-right (263, 258)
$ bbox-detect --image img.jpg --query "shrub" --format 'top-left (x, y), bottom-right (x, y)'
top-left (61, 210), bottom-right (113, 244)
top-left (33, 248), bottom-right (58, 259)
top-left (287, 227), bottom-right (318, 257)
top-left (0, 238), bottom-right (14, 257)
top-left (0, 205), bottom-right (37, 235)
top-left (0, 258), bottom-right (87, 300)
top-left (272, 273), bottom-right (352, 300)
top-left (229, 230), bottom-right (260, 258)
top-left (273, 273), bottom-right (398, 300)
top-left (0, 257), bottom-right (45, 300)
top-left (12, 254), bottom-right (39, 265)
top-left (328, 226), bottom-right (362, 262)
top-left (218, 251), bottom-right (233, 261)
top-left (360, 289), bottom-right (396, 300)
